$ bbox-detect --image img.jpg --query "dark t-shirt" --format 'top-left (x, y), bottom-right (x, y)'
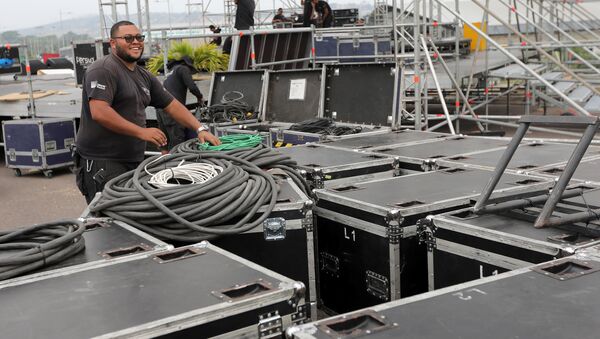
top-left (235, 0), bottom-right (255, 30)
top-left (273, 14), bottom-right (286, 22)
top-left (164, 64), bottom-right (202, 105)
top-left (76, 53), bottom-right (174, 162)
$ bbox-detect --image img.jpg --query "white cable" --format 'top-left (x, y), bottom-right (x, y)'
top-left (145, 158), bottom-right (223, 188)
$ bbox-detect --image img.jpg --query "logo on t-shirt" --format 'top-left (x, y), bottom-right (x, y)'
top-left (141, 86), bottom-right (150, 96)
top-left (90, 80), bottom-right (106, 90)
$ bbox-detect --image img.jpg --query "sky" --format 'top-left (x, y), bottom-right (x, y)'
top-left (1, 0), bottom-right (600, 31)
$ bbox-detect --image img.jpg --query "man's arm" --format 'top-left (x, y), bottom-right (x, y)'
top-left (180, 67), bottom-right (203, 100)
top-left (89, 99), bottom-right (167, 147)
top-left (163, 99), bottom-right (221, 145)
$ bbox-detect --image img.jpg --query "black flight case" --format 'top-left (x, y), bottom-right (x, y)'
top-left (0, 242), bottom-right (308, 338)
top-left (286, 250), bottom-right (600, 339)
top-left (421, 185), bottom-right (600, 291)
top-left (312, 167), bottom-right (551, 314)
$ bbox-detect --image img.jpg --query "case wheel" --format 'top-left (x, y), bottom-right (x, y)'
top-left (43, 170), bottom-right (53, 178)
top-left (13, 169), bottom-right (22, 177)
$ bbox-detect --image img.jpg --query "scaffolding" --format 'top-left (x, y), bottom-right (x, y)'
top-left (385, 0), bottom-right (600, 136)
top-left (101, 0), bottom-right (600, 136)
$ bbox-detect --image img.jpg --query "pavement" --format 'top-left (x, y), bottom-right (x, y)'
top-left (0, 158), bottom-right (87, 231)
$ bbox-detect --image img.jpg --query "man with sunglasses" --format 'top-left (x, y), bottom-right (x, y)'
top-left (75, 20), bottom-right (220, 204)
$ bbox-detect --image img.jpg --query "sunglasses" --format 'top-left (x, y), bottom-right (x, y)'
top-left (113, 34), bottom-right (146, 43)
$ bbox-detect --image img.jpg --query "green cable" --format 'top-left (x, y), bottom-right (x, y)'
top-left (198, 134), bottom-right (263, 151)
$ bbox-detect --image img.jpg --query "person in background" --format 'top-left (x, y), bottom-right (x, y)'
top-left (223, 0), bottom-right (255, 54)
top-left (156, 56), bottom-right (204, 151)
top-left (301, 0), bottom-right (312, 27)
top-left (208, 25), bottom-right (222, 46)
top-left (74, 21), bottom-right (220, 204)
top-left (272, 8), bottom-right (288, 24)
top-left (311, 0), bottom-right (333, 28)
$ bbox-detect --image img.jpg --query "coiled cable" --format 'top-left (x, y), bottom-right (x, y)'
top-left (197, 134), bottom-right (263, 151)
top-left (146, 156), bottom-right (223, 188)
top-left (172, 140), bottom-right (311, 196)
top-left (90, 152), bottom-right (279, 242)
top-left (196, 91), bottom-right (257, 123)
top-left (289, 118), bottom-right (363, 136)
top-left (0, 219), bottom-right (86, 280)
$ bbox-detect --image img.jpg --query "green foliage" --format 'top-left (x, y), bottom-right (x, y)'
top-left (146, 41), bottom-right (229, 75)
top-left (192, 43), bottom-right (230, 73)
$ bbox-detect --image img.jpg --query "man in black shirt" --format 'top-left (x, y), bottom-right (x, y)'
top-left (156, 56), bottom-right (204, 151)
top-left (272, 8), bottom-right (288, 24)
top-left (311, 0), bottom-right (333, 27)
top-left (223, 0), bottom-right (255, 54)
top-left (234, 0), bottom-right (255, 30)
top-left (75, 21), bottom-right (220, 203)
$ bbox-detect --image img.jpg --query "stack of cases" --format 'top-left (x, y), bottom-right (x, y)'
top-left (440, 141), bottom-right (600, 172)
top-left (332, 8), bottom-right (359, 26)
top-left (287, 250), bottom-right (600, 338)
top-left (2, 118), bottom-right (76, 177)
top-left (0, 242), bottom-right (308, 338)
top-left (421, 186), bottom-right (600, 290)
top-left (205, 70), bottom-right (265, 134)
top-left (210, 176), bottom-right (318, 318)
top-left (312, 167), bottom-right (552, 314)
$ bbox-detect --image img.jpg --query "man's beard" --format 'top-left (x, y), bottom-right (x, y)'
top-left (115, 44), bottom-right (143, 63)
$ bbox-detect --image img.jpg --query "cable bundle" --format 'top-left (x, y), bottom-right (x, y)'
top-left (289, 118), bottom-right (364, 136)
top-left (197, 91), bottom-right (257, 123)
top-left (197, 134), bottom-right (264, 151)
top-left (173, 139), bottom-right (311, 196)
top-left (90, 152), bottom-right (279, 242)
top-left (0, 220), bottom-right (86, 280)
top-left (146, 157), bottom-right (223, 188)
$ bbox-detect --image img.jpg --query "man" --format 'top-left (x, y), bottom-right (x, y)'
top-left (301, 0), bottom-right (312, 27)
top-left (272, 8), bottom-right (288, 24)
top-left (311, 0), bottom-right (333, 28)
top-left (234, 0), bottom-right (255, 30)
top-left (75, 21), bottom-right (220, 204)
top-left (156, 56), bottom-right (204, 151)
top-left (208, 25), bottom-right (222, 46)
top-left (223, 0), bottom-right (255, 54)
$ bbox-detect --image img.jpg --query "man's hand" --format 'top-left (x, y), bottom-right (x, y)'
top-left (198, 130), bottom-right (221, 146)
top-left (138, 127), bottom-right (168, 148)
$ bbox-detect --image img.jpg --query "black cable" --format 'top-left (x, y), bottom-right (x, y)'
top-left (0, 219), bottom-right (86, 280)
top-left (289, 118), bottom-right (363, 136)
top-left (196, 91), bottom-right (257, 123)
top-left (90, 152), bottom-right (284, 243)
top-left (172, 140), bottom-right (311, 196)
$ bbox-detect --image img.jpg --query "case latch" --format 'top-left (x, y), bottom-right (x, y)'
top-left (263, 217), bottom-right (286, 241)
top-left (417, 217), bottom-right (437, 252)
top-left (258, 311), bottom-right (283, 338)
top-left (8, 148), bottom-right (16, 161)
top-left (31, 149), bottom-right (40, 163)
